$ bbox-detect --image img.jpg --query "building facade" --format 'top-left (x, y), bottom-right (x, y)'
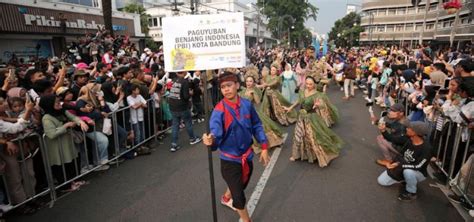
top-left (145, 0), bottom-right (276, 49)
top-left (0, 0), bottom-right (144, 63)
top-left (360, 0), bottom-right (473, 48)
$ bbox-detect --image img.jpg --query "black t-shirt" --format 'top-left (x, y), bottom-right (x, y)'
top-left (168, 77), bottom-right (191, 112)
top-left (388, 141), bottom-right (432, 180)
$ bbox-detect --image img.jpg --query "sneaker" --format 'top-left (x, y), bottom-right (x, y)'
top-left (108, 158), bottom-right (125, 165)
top-left (0, 204), bottom-right (13, 212)
top-left (190, 137), bottom-right (202, 145)
top-left (220, 195), bottom-right (237, 211)
top-left (94, 165), bottom-right (110, 171)
top-left (398, 191), bottom-right (417, 202)
top-left (170, 144), bottom-right (181, 152)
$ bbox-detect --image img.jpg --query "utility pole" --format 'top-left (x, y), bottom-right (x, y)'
top-left (419, 0), bottom-right (431, 44)
top-left (450, 8), bottom-right (461, 48)
top-left (172, 0), bottom-right (179, 15)
top-left (410, 0), bottom-right (419, 48)
top-left (400, 6), bottom-right (408, 47)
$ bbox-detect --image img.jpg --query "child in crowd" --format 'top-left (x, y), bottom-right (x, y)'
top-left (127, 84), bottom-right (150, 153)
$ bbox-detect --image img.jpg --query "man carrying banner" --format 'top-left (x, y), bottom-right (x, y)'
top-left (202, 71), bottom-right (270, 222)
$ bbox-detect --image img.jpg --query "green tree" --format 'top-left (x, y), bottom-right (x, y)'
top-left (101, 0), bottom-right (113, 35)
top-left (257, 0), bottom-right (318, 46)
top-left (121, 3), bottom-right (151, 36)
top-left (328, 12), bottom-right (363, 48)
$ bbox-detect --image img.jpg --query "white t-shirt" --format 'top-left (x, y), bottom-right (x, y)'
top-left (127, 94), bottom-right (147, 124)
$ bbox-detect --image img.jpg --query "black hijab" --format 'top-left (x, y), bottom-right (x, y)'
top-left (39, 95), bottom-right (66, 118)
top-left (101, 81), bottom-right (117, 103)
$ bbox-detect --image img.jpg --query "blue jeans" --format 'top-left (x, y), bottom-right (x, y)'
top-left (132, 121), bottom-right (145, 146)
top-left (86, 131), bottom-right (109, 165)
top-left (171, 110), bottom-right (196, 145)
top-left (117, 125), bottom-right (127, 152)
top-left (377, 169), bottom-right (426, 193)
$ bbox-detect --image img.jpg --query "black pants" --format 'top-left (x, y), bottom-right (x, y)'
top-left (220, 159), bottom-right (253, 210)
top-left (51, 158), bottom-right (80, 185)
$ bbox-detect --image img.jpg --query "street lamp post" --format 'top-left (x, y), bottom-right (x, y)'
top-left (247, 3), bottom-right (263, 48)
top-left (288, 25), bottom-right (295, 47)
top-left (278, 15), bottom-right (295, 44)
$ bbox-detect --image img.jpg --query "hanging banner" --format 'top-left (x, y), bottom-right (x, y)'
top-left (162, 13), bottom-right (246, 72)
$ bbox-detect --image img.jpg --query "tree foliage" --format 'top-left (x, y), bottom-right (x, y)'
top-left (257, 0), bottom-right (318, 46)
top-left (121, 3), bottom-right (151, 36)
top-left (328, 12), bottom-right (363, 47)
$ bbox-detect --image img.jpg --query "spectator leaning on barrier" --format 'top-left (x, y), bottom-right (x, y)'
top-left (40, 95), bottom-right (89, 192)
top-left (376, 103), bottom-right (410, 168)
top-left (168, 71), bottom-right (202, 152)
top-left (0, 96), bottom-right (39, 214)
top-left (377, 121), bottom-right (432, 202)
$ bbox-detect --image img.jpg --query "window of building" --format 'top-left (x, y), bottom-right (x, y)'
top-left (461, 18), bottom-right (472, 25)
top-left (61, 0), bottom-right (93, 7)
top-left (386, 25), bottom-right (394, 32)
top-left (377, 26), bottom-right (385, 32)
top-left (417, 6), bottom-right (425, 13)
top-left (378, 9), bottom-right (387, 16)
top-left (437, 22), bottom-right (443, 29)
top-left (426, 23), bottom-right (435, 30)
top-left (159, 17), bottom-right (163, 26)
top-left (148, 18), bottom-right (153, 27)
top-left (407, 7), bottom-right (415, 14)
top-left (397, 8), bottom-right (406, 15)
top-left (396, 25), bottom-right (404, 31)
top-left (153, 18), bottom-right (158, 27)
top-left (406, 24), bottom-right (414, 31)
top-left (415, 24), bottom-right (423, 30)
top-left (429, 4), bottom-right (437, 11)
top-left (388, 9), bottom-right (396, 15)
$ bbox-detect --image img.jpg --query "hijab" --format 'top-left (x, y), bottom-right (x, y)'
top-left (7, 87), bottom-right (25, 98)
top-left (101, 82), bottom-right (117, 103)
top-left (39, 95), bottom-right (66, 118)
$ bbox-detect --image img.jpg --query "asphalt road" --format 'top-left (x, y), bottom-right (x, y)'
top-left (11, 85), bottom-right (463, 222)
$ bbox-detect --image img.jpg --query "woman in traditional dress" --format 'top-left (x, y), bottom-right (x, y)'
top-left (258, 64), bottom-right (297, 126)
top-left (283, 76), bottom-right (343, 167)
top-left (239, 69), bottom-right (284, 153)
top-left (281, 63), bottom-right (298, 103)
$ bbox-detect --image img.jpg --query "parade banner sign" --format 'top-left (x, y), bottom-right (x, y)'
top-left (162, 13), bottom-right (246, 72)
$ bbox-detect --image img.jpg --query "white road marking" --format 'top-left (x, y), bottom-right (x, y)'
top-left (242, 133), bottom-right (288, 220)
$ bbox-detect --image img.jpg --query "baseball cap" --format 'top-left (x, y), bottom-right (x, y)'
top-left (404, 121), bottom-right (431, 136)
top-left (389, 103), bottom-right (405, 113)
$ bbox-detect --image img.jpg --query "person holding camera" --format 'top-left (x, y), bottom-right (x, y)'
top-left (377, 121), bottom-right (432, 201)
top-left (376, 103), bottom-right (410, 168)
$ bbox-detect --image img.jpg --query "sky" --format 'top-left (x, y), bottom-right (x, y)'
top-left (240, 0), bottom-right (363, 35)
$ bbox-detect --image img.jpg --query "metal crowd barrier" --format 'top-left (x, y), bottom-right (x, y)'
top-left (1, 132), bottom-right (53, 211)
top-left (1, 97), bottom-right (173, 214)
top-left (431, 115), bottom-right (474, 206)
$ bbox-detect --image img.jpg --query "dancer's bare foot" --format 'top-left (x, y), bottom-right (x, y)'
top-left (289, 157), bottom-right (296, 162)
